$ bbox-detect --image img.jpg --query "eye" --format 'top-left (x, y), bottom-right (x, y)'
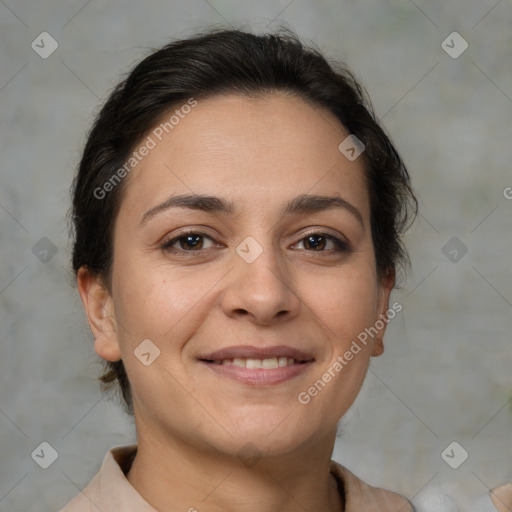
top-left (160, 230), bottom-right (352, 256)
top-left (160, 231), bottom-right (218, 254)
top-left (294, 233), bottom-right (352, 253)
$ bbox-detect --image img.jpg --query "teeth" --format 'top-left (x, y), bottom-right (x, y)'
top-left (262, 357), bottom-right (278, 369)
top-left (216, 357), bottom-right (297, 368)
top-left (278, 356), bottom-right (288, 367)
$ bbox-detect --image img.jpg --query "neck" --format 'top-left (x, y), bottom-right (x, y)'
top-left (126, 428), bottom-right (344, 512)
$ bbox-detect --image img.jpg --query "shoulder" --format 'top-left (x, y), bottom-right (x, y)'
top-left (59, 444), bottom-right (155, 512)
top-left (59, 471), bottom-right (102, 512)
top-left (330, 460), bottom-right (416, 512)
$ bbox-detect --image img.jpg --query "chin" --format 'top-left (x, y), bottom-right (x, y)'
top-left (217, 411), bottom-right (323, 458)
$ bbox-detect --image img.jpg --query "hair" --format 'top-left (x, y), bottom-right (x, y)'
top-left (69, 27), bottom-right (418, 416)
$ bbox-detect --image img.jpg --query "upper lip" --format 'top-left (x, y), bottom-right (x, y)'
top-left (200, 345), bottom-right (315, 362)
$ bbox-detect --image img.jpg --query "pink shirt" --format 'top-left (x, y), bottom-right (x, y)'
top-left (60, 444), bottom-right (414, 511)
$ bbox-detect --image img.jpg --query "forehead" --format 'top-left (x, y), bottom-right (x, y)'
top-left (120, 92), bottom-right (369, 220)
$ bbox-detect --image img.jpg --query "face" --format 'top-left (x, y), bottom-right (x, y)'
top-left (79, 92), bottom-right (394, 459)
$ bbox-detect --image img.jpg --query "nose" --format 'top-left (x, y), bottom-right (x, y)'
top-left (220, 238), bottom-right (301, 326)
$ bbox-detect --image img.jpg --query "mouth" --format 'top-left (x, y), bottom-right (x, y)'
top-left (198, 345), bottom-right (315, 386)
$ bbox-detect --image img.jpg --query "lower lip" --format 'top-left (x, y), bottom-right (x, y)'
top-left (200, 360), bottom-right (314, 386)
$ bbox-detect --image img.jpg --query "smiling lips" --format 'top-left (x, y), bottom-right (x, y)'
top-left (199, 345), bottom-right (315, 386)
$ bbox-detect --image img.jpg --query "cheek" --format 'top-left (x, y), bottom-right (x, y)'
top-left (110, 260), bottom-right (211, 416)
top-left (301, 263), bottom-right (379, 404)
top-left (112, 254), bottom-right (221, 344)
top-left (306, 265), bottom-right (378, 342)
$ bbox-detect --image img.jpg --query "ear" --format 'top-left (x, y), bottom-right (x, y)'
top-left (371, 268), bottom-right (396, 357)
top-left (77, 266), bottom-right (122, 362)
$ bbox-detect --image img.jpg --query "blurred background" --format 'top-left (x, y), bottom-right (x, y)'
top-left (0, 1), bottom-right (511, 510)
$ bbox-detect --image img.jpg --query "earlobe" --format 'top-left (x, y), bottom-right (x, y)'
top-left (77, 266), bottom-right (122, 362)
top-left (371, 269), bottom-right (396, 358)
top-left (371, 336), bottom-right (384, 357)
top-left (93, 335), bottom-right (122, 362)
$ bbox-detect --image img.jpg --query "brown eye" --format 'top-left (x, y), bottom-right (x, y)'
top-left (303, 235), bottom-right (327, 251)
top-left (176, 234), bottom-right (204, 250)
top-left (296, 233), bottom-right (351, 253)
top-left (161, 232), bottom-right (216, 254)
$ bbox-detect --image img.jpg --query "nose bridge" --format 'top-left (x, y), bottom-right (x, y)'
top-left (221, 232), bottom-right (300, 323)
top-left (235, 232), bottom-right (288, 294)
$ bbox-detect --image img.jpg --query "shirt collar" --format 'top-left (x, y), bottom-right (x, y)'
top-left (65, 444), bottom-right (414, 512)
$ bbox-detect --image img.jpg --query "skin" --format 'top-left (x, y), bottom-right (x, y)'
top-left (492, 484), bottom-right (512, 512)
top-left (78, 92), bottom-right (395, 512)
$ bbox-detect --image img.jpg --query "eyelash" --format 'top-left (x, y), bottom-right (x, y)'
top-left (159, 230), bottom-right (352, 256)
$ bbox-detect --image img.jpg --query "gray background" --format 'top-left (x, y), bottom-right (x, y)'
top-left (1, 1), bottom-right (511, 511)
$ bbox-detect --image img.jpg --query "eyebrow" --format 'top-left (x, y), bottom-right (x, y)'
top-left (138, 193), bottom-right (364, 228)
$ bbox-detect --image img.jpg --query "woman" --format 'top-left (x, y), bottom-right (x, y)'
top-left (63, 27), bottom-right (428, 511)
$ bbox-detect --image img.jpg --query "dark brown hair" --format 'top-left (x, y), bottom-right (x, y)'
top-left (69, 27), bottom-right (418, 415)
